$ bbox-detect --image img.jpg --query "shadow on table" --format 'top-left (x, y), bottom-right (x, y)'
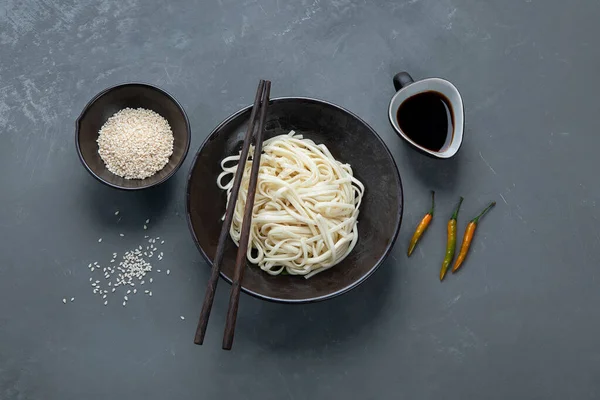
top-left (235, 258), bottom-right (400, 353)
top-left (397, 134), bottom-right (465, 193)
top-left (81, 174), bottom-right (178, 229)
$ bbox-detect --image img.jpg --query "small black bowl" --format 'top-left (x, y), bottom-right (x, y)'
top-left (186, 97), bottom-right (404, 303)
top-left (76, 83), bottom-right (191, 190)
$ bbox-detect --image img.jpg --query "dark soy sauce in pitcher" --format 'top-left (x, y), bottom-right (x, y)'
top-left (396, 91), bottom-right (454, 152)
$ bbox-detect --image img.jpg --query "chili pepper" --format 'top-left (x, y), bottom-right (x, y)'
top-left (440, 196), bottom-right (464, 281)
top-left (452, 201), bottom-right (496, 273)
top-left (407, 191), bottom-right (435, 257)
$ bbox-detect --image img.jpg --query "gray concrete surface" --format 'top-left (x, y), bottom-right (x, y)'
top-left (1, 0), bottom-right (599, 399)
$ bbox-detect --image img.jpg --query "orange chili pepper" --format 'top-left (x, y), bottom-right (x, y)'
top-left (452, 201), bottom-right (496, 273)
top-left (407, 191), bottom-right (434, 257)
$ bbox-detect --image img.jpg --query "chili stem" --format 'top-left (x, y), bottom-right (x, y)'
top-left (451, 197), bottom-right (464, 220)
top-left (471, 201), bottom-right (496, 224)
top-left (429, 190), bottom-right (435, 216)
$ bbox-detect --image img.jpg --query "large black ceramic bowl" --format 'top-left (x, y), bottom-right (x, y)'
top-left (186, 97), bottom-right (403, 303)
top-left (76, 83), bottom-right (191, 190)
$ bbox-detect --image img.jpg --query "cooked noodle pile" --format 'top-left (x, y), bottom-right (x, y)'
top-left (217, 131), bottom-right (364, 278)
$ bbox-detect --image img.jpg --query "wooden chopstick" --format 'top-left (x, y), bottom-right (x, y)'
top-left (194, 80), bottom-right (266, 345)
top-left (222, 80), bottom-right (271, 350)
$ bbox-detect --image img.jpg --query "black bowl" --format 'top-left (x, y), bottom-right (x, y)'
top-left (76, 83), bottom-right (191, 190)
top-left (187, 97), bottom-right (403, 303)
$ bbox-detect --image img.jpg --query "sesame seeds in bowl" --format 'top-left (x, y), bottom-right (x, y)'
top-left (76, 83), bottom-right (191, 190)
top-left (97, 108), bottom-right (174, 180)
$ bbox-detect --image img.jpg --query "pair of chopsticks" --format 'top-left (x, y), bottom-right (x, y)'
top-left (194, 79), bottom-right (271, 350)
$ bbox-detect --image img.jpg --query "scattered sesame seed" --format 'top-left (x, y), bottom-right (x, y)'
top-left (62, 298), bottom-right (67, 304)
top-left (146, 219), bottom-right (150, 224)
top-left (149, 292), bottom-right (152, 297)
top-left (124, 296), bottom-right (128, 301)
top-left (120, 233), bottom-right (124, 237)
top-left (88, 263), bottom-right (92, 268)
top-left (103, 294), bottom-right (107, 299)
top-left (143, 225), bottom-right (147, 230)
top-left (157, 269), bottom-right (161, 273)
top-left (123, 301), bottom-right (126, 307)
top-left (161, 241), bottom-right (165, 244)
top-left (104, 301), bottom-right (108, 306)
top-left (166, 269), bottom-right (170, 275)
top-left (180, 316), bottom-right (185, 320)
top-left (140, 280), bottom-right (145, 285)
top-left (70, 297), bottom-right (75, 302)
top-left (89, 277), bottom-right (93, 282)
top-left (133, 289), bottom-right (137, 294)
top-left (112, 288), bottom-right (116, 293)
top-left (92, 283), bottom-right (97, 287)
top-left (98, 238), bottom-right (102, 243)
top-left (115, 211), bottom-right (119, 215)
top-left (149, 278), bottom-right (153, 283)
top-left (144, 290), bottom-right (149, 294)
top-left (91, 267), bottom-right (95, 272)
top-left (127, 290), bottom-right (131, 294)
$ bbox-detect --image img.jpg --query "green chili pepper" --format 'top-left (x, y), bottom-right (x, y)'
top-left (440, 196), bottom-right (464, 281)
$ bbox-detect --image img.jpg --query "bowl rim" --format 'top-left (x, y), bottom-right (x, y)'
top-left (185, 96), bottom-right (404, 303)
top-left (75, 82), bottom-right (191, 191)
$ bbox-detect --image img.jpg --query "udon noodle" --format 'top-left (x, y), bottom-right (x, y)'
top-left (217, 131), bottom-right (364, 278)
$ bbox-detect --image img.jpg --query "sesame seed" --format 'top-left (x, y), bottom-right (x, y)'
top-left (115, 211), bottom-right (119, 215)
top-left (70, 297), bottom-right (75, 302)
top-left (149, 278), bottom-right (153, 283)
top-left (124, 296), bottom-right (128, 301)
top-left (112, 288), bottom-right (116, 292)
top-left (180, 316), bottom-right (185, 320)
top-left (146, 219), bottom-right (150, 224)
top-left (89, 277), bottom-right (93, 282)
top-left (140, 280), bottom-right (145, 285)
top-left (144, 290), bottom-right (149, 294)
top-left (123, 301), bottom-right (126, 307)
top-left (166, 269), bottom-right (170, 275)
top-left (127, 290), bottom-right (131, 294)
top-left (98, 238), bottom-right (102, 243)
top-left (91, 267), bottom-right (95, 272)
top-left (161, 241), bottom-right (165, 244)
top-left (62, 298), bottom-right (67, 304)
top-left (120, 233), bottom-right (124, 237)
top-left (144, 225), bottom-right (147, 230)
top-left (157, 269), bottom-right (161, 273)
top-left (149, 292), bottom-right (152, 297)
top-left (104, 301), bottom-right (108, 306)
top-left (103, 294), bottom-right (107, 299)
top-left (88, 263), bottom-right (92, 268)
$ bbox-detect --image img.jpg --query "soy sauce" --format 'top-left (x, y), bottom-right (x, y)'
top-left (396, 91), bottom-right (453, 152)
